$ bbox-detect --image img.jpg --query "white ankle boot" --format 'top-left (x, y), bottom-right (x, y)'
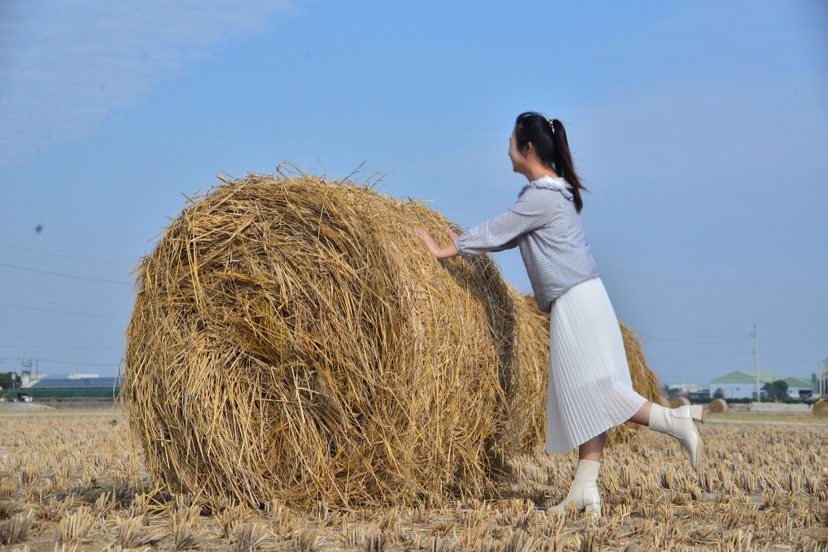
top-left (546, 459), bottom-right (601, 519)
top-left (648, 403), bottom-right (705, 472)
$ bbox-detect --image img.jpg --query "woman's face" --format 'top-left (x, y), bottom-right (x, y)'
top-left (508, 127), bottom-right (527, 173)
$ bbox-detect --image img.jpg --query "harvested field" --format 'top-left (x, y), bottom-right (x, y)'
top-left (0, 407), bottom-right (824, 551)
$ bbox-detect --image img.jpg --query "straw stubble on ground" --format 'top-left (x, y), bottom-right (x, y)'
top-left (0, 407), bottom-right (825, 550)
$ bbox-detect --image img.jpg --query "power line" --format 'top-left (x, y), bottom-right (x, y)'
top-left (0, 302), bottom-right (124, 318)
top-left (38, 358), bottom-right (121, 367)
top-left (0, 357), bottom-right (120, 367)
top-left (0, 262), bottom-right (130, 285)
top-left (0, 344), bottom-right (122, 351)
top-left (0, 241), bottom-right (129, 269)
top-left (760, 351), bottom-right (812, 363)
top-left (637, 332), bottom-right (751, 344)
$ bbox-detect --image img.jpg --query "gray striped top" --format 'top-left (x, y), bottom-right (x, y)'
top-left (454, 175), bottom-right (600, 312)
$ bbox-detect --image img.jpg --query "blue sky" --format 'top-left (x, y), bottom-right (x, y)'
top-left (0, 0), bottom-right (825, 385)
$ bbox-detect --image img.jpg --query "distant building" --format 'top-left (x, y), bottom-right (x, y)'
top-left (666, 383), bottom-right (710, 401)
top-left (20, 370), bottom-right (44, 388)
top-left (667, 383), bottom-right (706, 393)
top-left (23, 375), bottom-right (120, 399)
top-left (67, 373), bottom-right (100, 380)
top-left (710, 370), bottom-right (778, 399)
top-left (710, 370), bottom-right (817, 400)
top-left (784, 377), bottom-right (816, 399)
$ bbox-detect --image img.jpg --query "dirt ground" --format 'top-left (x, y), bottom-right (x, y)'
top-left (0, 405), bottom-right (825, 551)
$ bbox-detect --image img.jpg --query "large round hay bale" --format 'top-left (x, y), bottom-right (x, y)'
top-left (812, 399), bottom-right (828, 417)
top-left (709, 398), bottom-right (728, 413)
top-left (670, 396), bottom-right (691, 408)
top-left (125, 172), bottom-right (508, 509)
top-left (124, 170), bottom-right (665, 509)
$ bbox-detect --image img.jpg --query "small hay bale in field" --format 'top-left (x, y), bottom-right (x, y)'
top-left (812, 399), bottom-right (828, 417)
top-left (710, 398), bottom-right (728, 413)
top-left (670, 396), bottom-right (691, 408)
top-left (124, 169), bottom-right (665, 510)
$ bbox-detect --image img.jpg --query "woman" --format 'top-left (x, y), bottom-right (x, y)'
top-left (414, 112), bottom-right (705, 520)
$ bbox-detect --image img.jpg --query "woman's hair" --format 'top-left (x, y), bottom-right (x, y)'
top-left (514, 111), bottom-right (588, 213)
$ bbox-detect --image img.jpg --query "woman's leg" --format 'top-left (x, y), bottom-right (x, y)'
top-left (549, 433), bottom-right (605, 517)
top-left (578, 401), bottom-right (653, 461)
top-left (578, 431), bottom-right (607, 461)
top-left (578, 403), bottom-right (652, 462)
top-left (627, 401), bottom-right (653, 426)
top-left (577, 399), bottom-right (653, 461)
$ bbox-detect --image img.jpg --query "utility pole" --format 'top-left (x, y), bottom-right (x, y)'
top-left (751, 324), bottom-right (760, 402)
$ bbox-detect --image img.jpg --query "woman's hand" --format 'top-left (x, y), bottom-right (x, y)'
top-left (443, 226), bottom-right (459, 242)
top-left (414, 227), bottom-right (439, 256)
top-left (414, 226), bottom-right (459, 259)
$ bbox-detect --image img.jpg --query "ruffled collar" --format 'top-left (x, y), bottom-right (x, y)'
top-left (519, 174), bottom-right (574, 200)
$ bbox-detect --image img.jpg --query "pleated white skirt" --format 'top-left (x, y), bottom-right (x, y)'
top-left (545, 276), bottom-right (648, 453)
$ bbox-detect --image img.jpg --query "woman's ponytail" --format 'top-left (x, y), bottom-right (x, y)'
top-left (549, 119), bottom-right (585, 213)
top-left (514, 112), bottom-right (588, 213)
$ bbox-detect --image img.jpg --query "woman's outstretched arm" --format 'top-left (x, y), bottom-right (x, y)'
top-left (449, 187), bottom-right (553, 256)
top-left (414, 226), bottom-right (460, 259)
